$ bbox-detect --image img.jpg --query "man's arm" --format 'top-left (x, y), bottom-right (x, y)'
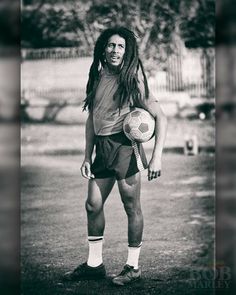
top-left (81, 112), bottom-right (95, 179)
top-left (84, 112), bottom-right (95, 162)
top-left (145, 101), bottom-right (168, 181)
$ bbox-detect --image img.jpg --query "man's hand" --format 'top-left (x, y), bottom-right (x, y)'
top-left (148, 155), bottom-right (162, 181)
top-left (80, 159), bottom-right (95, 180)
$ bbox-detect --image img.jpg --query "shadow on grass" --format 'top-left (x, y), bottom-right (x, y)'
top-left (21, 263), bottom-right (223, 295)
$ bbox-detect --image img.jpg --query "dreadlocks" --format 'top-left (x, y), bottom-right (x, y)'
top-left (83, 27), bottom-right (150, 112)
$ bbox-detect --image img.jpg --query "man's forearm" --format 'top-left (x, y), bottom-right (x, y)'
top-left (152, 114), bottom-right (168, 159)
top-left (84, 114), bottom-right (95, 162)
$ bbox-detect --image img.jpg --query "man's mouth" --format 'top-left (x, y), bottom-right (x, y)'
top-left (110, 56), bottom-right (120, 61)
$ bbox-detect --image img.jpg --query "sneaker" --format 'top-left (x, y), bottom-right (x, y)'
top-left (63, 262), bottom-right (106, 281)
top-left (112, 264), bottom-right (141, 286)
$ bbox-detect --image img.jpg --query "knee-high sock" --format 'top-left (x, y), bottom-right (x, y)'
top-left (126, 242), bottom-right (142, 270)
top-left (87, 236), bottom-right (103, 267)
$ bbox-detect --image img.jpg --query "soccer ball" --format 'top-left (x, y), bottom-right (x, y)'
top-left (123, 108), bottom-right (155, 143)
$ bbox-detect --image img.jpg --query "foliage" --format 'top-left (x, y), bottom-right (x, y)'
top-left (21, 4), bottom-right (84, 48)
top-left (21, 0), bottom-right (215, 73)
top-left (179, 0), bottom-right (215, 48)
top-left (84, 0), bottom-right (182, 73)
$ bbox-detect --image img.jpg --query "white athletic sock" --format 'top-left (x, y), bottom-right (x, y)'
top-left (87, 236), bottom-right (103, 267)
top-left (126, 243), bottom-right (142, 270)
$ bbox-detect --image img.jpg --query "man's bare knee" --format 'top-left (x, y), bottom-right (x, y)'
top-left (85, 200), bottom-right (103, 215)
top-left (123, 198), bottom-right (142, 217)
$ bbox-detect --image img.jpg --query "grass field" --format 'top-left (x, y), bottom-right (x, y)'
top-left (21, 118), bottom-right (215, 157)
top-left (21, 151), bottom-right (215, 295)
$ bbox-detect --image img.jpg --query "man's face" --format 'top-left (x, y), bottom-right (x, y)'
top-left (104, 34), bottom-right (126, 68)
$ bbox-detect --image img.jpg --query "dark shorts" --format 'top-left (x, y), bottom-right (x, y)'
top-left (91, 132), bottom-right (148, 180)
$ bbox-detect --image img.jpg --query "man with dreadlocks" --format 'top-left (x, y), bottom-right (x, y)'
top-left (63, 27), bottom-right (167, 285)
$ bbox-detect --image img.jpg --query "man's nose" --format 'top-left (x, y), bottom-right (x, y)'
top-left (112, 45), bottom-right (118, 52)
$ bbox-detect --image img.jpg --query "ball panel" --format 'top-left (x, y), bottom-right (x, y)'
top-left (138, 122), bottom-right (149, 133)
top-left (124, 124), bottom-right (131, 134)
top-left (128, 117), bottom-right (141, 128)
top-left (131, 111), bottom-right (141, 117)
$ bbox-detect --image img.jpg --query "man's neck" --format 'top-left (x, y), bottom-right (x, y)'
top-left (105, 64), bottom-right (120, 75)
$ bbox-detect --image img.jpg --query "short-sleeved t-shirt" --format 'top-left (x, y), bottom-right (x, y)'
top-left (92, 68), bottom-right (157, 136)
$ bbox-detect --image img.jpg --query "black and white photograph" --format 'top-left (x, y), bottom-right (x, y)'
top-left (21, 0), bottom-right (215, 294)
top-left (1, 0), bottom-right (236, 294)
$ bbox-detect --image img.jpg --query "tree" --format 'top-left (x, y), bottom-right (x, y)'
top-left (21, 0), bottom-right (215, 78)
top-left (179, 0), bottom-right (215, 97)
top-left (179, 0), bottom-right (215, 48)
top-left (21, 3), bottom-right (86, 48)
top-left (82, 0), bottom-right (183, 74)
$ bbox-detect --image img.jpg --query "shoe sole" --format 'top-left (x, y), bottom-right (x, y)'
top-left (112, 276), bottom-right (141, 286)
top-left (63, 276), bottom-right (106, 282)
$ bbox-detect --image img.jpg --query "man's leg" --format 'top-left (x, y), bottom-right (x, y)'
top-left (63, 177), bottom-right (115, 281)
top-left (86, 177), bottom-right (116, 237)
top-left (112, 173), bottom-right (143, 285)
top-left (117, 172), bottom-right (143, 248)
top-left (86, 177), bottom-right (115, 267)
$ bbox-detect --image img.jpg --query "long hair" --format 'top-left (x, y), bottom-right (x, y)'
top-left (83, 27), bottom-right (149, 112)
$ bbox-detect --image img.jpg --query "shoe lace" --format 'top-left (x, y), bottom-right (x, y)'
top-left (119, 265), bottom-right (133, 276)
